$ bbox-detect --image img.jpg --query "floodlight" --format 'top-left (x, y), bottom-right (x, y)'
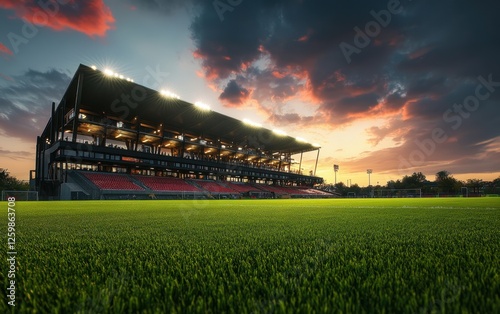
top-left (273, 129), bottom-right (287, 136)
top-left (243, 119), bottom-right (262, 128)
top-left (194, 102), bottom-right (211, 111)
top-left (160, 90), bottom-right (180, 99)
top-left (104, 68), bottom-right (114, 76)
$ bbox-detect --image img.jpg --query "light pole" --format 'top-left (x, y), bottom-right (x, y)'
top-left (367, 169), bottom-right (373, 187)
top-left (333, 164), bottom-right (339, 185)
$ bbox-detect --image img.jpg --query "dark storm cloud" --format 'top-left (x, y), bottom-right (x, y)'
top-left (127, 0), bottom-right (190, 14)
top-left (189, 0), bottom-right (409, 114)
top-left (151, 0), bottom-right (500, 176)
top-left (337, 93), bottom-right (380, 114)
top-left (190, 1), bottom-right (269, 80)
top-left (0, 68), bottom-right (71, 141)
top-left (245, 66), bottom-right (304, 104)
top-left (219, 79), bottom-right (250, 106)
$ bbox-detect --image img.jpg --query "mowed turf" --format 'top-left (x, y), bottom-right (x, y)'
top-left (1, 198), bottom-right (499, 313)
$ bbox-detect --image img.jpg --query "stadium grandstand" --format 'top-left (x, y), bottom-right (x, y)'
top-left (32, 64), bottom-right (335, 200)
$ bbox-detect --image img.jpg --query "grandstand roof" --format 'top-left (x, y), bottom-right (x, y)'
top-left (59, 64), bottom-right (320, 154)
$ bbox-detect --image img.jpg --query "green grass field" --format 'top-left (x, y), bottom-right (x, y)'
top-left (2, 198), bottom-right (499, 313)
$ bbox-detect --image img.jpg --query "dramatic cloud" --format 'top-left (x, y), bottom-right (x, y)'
top-left (219, 79), bottom-right (250, 106)
top-left (126, 0), bottom-right (190, 14)
top-left (0, 42), bottom-right (13, 56)
top-left (183, 0), bottom-right (500, 177)
top-left (0, 0), bottom-right (115, 37)
top-left (0, 68), bottom-right (71, 141)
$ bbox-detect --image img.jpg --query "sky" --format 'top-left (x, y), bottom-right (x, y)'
top-left (0, 0), bottom-right (499, 186)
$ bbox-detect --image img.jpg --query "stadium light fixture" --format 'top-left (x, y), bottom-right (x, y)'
top-left (104, 68), bottom-right (114, 76)
top-left (273, 129), bottom-right (287, 136)
top-left (98, 67), bottom-right (134, 82)
top-left (160, 89), bottom-right (180, 99)
top-left (194, 101), bottom-right (211, 111)
top-left (243, 119), bottom-right (262, 128)
top-left (367, 169), bottom-right (373, 187)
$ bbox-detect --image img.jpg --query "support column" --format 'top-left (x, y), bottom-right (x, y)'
top-left (72, 73), bottom-right (84, 142)
top-left (60, 99), bottom-right (65, 140)
top-left (50, 102), bottom-right (55, 143)
top-left (313, 148), bottom-right (320, 177)
top-left (135, 117), bottom-right (140, 151)
top-left (298, 152), bottom-right (303, 175)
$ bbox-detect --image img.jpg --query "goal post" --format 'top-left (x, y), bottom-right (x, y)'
top-left (1, 190), bottom-right (39, 201)
top-left (374, 188), bottom-right (422, 198)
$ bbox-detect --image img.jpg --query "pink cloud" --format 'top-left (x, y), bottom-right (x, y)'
top-left (0, 0), bottom-right (115, 38)
top-left (0, 42), bottom-right (13, 55)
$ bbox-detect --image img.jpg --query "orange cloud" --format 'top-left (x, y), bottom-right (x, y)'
top-left (0, 0), bottom-right (115, 38)
top-left (0, 42), bottom-right (13, 55)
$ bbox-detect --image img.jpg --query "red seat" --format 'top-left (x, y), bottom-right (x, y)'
top-left (82, 172), bottom-right (143, 190)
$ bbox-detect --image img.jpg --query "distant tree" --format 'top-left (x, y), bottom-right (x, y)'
top-left (349, 183), bottom-right (362, 196)
top-left (484, 177), bottom-right (500, 195)
top-left (401, 172), bottom-right (426, 189)
top-left (334, 182), bottom-right (346, 196)
top-left (386, 179), bottom-right (403, 189)
top-left (435, 170), bottom-right (450, 182)
top-left (0, 169), bottom-right (29, 191)
top-left (466, 179), bottom-right (483, 195)
top-left (435, 170), bottom-right (461, 194)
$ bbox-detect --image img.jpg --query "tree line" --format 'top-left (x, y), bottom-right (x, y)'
top-left (321, 171), bottom-right (500, 197)
top-left (0, 169), bottom-right (30, 191)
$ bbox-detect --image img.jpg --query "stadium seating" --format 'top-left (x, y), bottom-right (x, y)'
top-left (82, 172), bottom-right (144, 191)
top-left (77, 171), bottom-right (334, 198)
top-left (225, 182), bottom-right (260, 193)
top-left (135, 176), bottom-right (201, 192)
top-left (253, 184), bottom-right (295, 195)
top-left (194, 180), bottom-right (239, 194)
